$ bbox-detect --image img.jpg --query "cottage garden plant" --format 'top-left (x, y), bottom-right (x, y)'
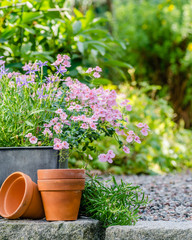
top-left (0, 54), bottom-right (149, 225)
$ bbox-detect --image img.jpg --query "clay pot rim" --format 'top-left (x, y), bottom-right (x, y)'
top-left (37, 169), bottom-right (85, 180)
top-left (38, 178), bottom-right (85, 191)
top-left (0, 172), bottom-right (33, 219)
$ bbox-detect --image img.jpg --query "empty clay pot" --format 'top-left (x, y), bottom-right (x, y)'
top-left (0, 172), bottom-right (45, 219)
top-left (37, 169), bottom-right (85, 221)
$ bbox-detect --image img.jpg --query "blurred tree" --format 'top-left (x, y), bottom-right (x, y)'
top-left (113, 0), bottom-right (192, 128)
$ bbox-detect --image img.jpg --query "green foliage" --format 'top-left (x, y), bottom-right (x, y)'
top-left (0, 0), bottom-right (128, 80)
top-left (113, 0), bottom-right (192, 128)
top-left (119, 83), bottom-right (192, 173)
top-left (80, 174), bottom-right (148, 228)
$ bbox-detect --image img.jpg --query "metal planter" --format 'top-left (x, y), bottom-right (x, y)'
top-left (0, 147), bottom-right (68, 186)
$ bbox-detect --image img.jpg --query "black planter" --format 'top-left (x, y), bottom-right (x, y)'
top-left (0, 147), bottom-right (68, 186)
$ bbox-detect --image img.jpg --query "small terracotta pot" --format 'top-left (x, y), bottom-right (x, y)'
top-left (37, 169), bottom-right (85, 221)
top-left (0, 172), bottom-right (45, 219)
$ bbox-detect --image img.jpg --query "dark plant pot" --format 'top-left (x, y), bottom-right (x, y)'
top-left (0, 147), bottom-right (68, 186)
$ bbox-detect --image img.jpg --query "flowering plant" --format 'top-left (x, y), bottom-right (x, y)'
top-left (0, 55), bottom-right (149, 164)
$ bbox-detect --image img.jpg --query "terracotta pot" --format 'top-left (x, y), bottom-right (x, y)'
top-left (0, 172), bottom-right (45, 219)
top-left (37, 169), bottom-right (85, 221)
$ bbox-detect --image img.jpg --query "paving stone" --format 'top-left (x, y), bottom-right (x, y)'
top-left (0, 217), bottom-right (104, 240)
top-left (105, 221), bottom-right (192, 240)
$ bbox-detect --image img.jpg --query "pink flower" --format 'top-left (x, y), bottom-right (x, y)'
top-left (53, 126), bottom-right (62, 134)
top-left (90, 123), bottom-right (97, 130)
top-left (62, 141), bottom-right (69, 149)
top-left (128, 130), bottom-right (135, 135)
top-left (93, 72), bottom-right (100, 78)
top-left (0, 60), bottom-right (5, 65)
top-left (25, 133), bottom-right (32, 138)
top-left (63, 60), bottom-right (71, 67)
top-left (81, 123), bottom-right (89, 129)
top-left (107, 150), bottom-right (115, 158)
top-left (137, 123), bottom-right (144, 128)
top-left (43, 128), bottom-right (52, 136)
top-left (140, 128), bottom-right (148, 136)
top-left (86, 68), bottom-right (93, 73)
top-left (44, 123), bottom-right (51, 128)
top-left (126, 135), bottom-right (133, 143)
top-left (94, 66), bottom-right (102, 72)
top-left (60, 112), bottom-right (68, 121)
top-left (98, 154), bottom-right (107, 162)
top-left (53, 142), bottom-right (63, 150)
top-left (123, 146), bottom-right (130, 154)
top-left (50, 117), bottom-right (59, 125)
top-left (29, 136), bottom-right (38, 144)
top-left (134, 136), bottom-right (141, 144)
top-left (55, 108), bottom-right (63, 114)
top-left (107, 156), bottom-right (113, 164)
top-left (8, 73), bottom-right (12, 78)
top-left (63, 55), bottom-right (70, 60)
top-left (54, 138), bottom-right (61, 144)
top-left (88, 154), bottom-right (93, 160)
top-left (126, 104), bottom-right (132, 111)
top-left (120, 99), bottom-right (130, 106)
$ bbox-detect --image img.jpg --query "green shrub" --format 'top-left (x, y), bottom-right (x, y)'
top-left (113, 0), bottom-right (192, 128)
top-left (0, 0), bottom-right (129, 81)
top-left (80, 174), bottom-right (148, 227)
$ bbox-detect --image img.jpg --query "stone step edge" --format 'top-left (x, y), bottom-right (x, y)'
top-left (0, 217), bottom-right (192, 240)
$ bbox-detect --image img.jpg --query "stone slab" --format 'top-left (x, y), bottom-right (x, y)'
top-left (105, 221), bottom-right (192, 240)
top-left (0, 217), bottom-right (104, 240)
top-left (1, 218), bottom-right (192, 240)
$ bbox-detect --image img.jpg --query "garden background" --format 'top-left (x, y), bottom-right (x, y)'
top-left (0, 0), bottom-right (192, 175)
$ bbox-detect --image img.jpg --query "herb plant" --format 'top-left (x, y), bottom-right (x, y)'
top-left (80, 174), bottom-right (148, 227)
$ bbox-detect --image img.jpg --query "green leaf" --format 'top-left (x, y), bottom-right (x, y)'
top-left (73, 8), bottom-right (84, 18)
top-left (104, 60), bottom-right (133, 68)
top-left (22, 12), bottom-right (43, 24)
top-left (21, 43), bottom-right (32, 54)
top-left (27, 109), bottom-right (45, 117)
top-left (34, 24), bottom-right (50, 31)
top-left (25, 121), bottom-right (34, 127)
top-left (73, 21), bottom-right (82, 34)
top-left (93, 44), bottom-right (105, 56)
top-left (1, 28), bottom-right (15, 39)
top-left (92, 78), bottom-right (111, 86)
top-left (86, 40), bottom-right (110, 49)
top-left (30, 51), bottom-right (54, 62)
top-left (77, 42), bottom-right (84, 54)
top-left (0, 45), bottom-right (13, 54)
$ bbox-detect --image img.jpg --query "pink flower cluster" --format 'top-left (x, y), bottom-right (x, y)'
top-left (25, 133), bottom-right (38, 144)
top-left (98, 150), bottom-right (115, 163)
top-left (86, 66), bottom-right (102, 78)
top-left (53, 138), bottom-right (69, 150)
top-left (136, 123), bottom-right (150, 136)
top-left (20, 54), bottom-right (150, 163)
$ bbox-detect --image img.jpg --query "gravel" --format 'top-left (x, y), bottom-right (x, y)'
top-left (101, 173), bottom-right (192, 222)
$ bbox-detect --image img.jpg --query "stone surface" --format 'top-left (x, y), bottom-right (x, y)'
top-left (0, 218), bottom-right (192, 240)
top-left (105, 221), bottom-right (192, 240)
top-left (0, 217), bottom-right (104, 240)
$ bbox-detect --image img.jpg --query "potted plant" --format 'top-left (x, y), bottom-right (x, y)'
top-left (0, 54), bottom-right (149, 220)
top-left (0, 56), bottom-right (69, 185)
